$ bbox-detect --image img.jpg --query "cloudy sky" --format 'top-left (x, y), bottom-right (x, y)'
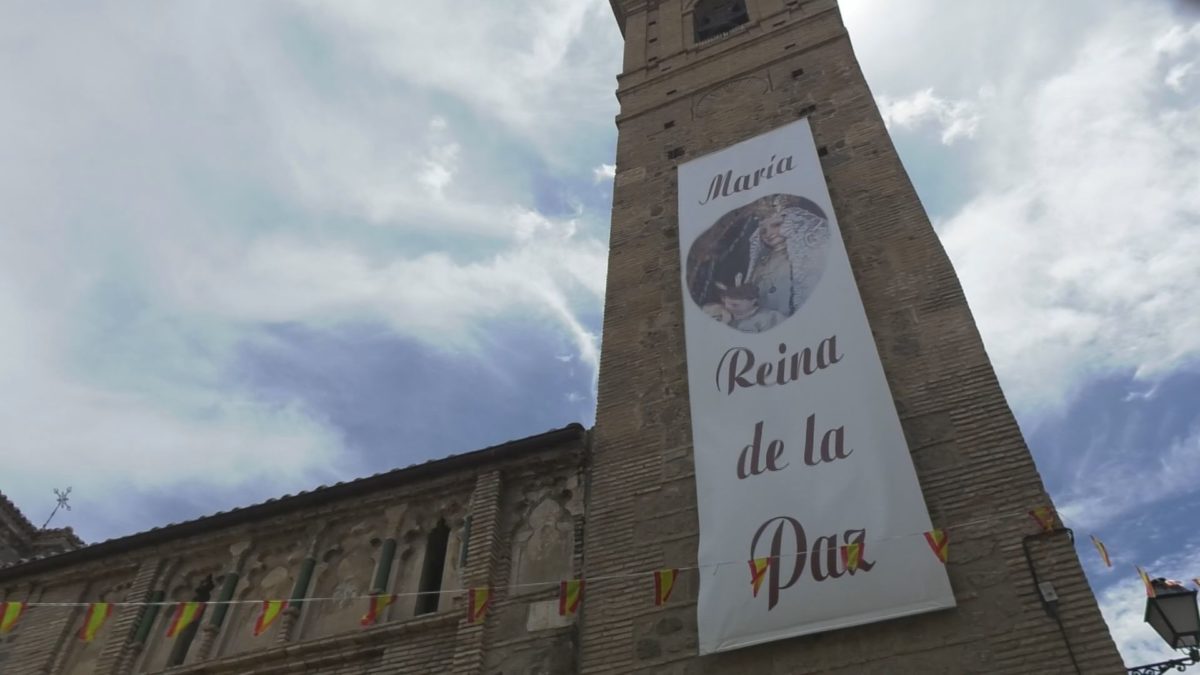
top-left (1, 0), bottom-right (1197, 665)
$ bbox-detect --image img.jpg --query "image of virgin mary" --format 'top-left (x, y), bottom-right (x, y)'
top-left (746, 203), bottom-right (830, 316)
top-left (685, 194), bottom-right (831, 333)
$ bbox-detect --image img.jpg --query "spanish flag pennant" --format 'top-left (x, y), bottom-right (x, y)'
top-left (1089, 535), bottom-right (1112, 568)
top-left (924, 529), bottom-right (949, 564)
top-left (0, 601), bottom-right (26, 634)
top-left (360, 594), bottom-right (396, 626)
top-left (653, 569), bottom-right (678, 606)
top-left (749, 558), bottom-right (771, 597)
top-left (467, 587), bottom-right (491, 624)
top-left (253, 600), bottom-right (287, 637)
top-left (840, 543), bottom-right (862, 573)
top-left (166, 601), bottom-right (205, 638)
top-left (1137, 566), bottom-right (1156, 598)
top-left (1028, 506), bottom-right (1056, 532)
top-left (558, 580), bottom-right (584, 617)
top-left (78, 602), bottom-right (113, 642)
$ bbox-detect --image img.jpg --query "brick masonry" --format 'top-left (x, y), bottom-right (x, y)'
top-left (0, 429), bottom-right (588, 674)
top-left (581, 0), bottom-right (1125, 673)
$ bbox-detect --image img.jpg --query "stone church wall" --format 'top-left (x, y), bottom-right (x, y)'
top-left (0, 425), bottom-right (586, 675)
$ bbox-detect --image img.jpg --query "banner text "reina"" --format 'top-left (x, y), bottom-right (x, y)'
top-left (714, 336), bottom-right (874, 610)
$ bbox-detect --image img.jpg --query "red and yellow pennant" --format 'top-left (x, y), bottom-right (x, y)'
top-left (1089, 535), bottom-right (1112, 568)
top-left (253, 600), bottom-right (287, 637)
top-left (467, 587), bottom-right (491, 624)
top-left (1028, 506), bottom-right (1056, 532)
top-left (840, 543), bottom-right (862, 573)
top-left (558, 580), bottom-right (584, 617)
top-left (924, 529), bottom-right (949, 564)
top-left (1, 601), bottom-right (26, 634)
top-left (78, 602), bottom-right (113, 642)
top-left (166, 602), bottom-right (205, 638)
top-left (360, 594), bottom-right (396, 626)
top-left (653, 569), bottom-right (678, 606)
top-left (1137, 566), bottom-right (1156, 598)
top-left (749, 558), bottom-right (771, 597)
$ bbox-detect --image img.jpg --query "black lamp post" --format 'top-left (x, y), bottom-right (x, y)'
top-left (1128, 579), bottom-right (1200, 675)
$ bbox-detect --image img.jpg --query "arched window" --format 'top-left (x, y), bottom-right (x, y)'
top-left (166, 575), bottom-right (214, 667)
top-left (693, 0), bottom-right (749, 43)
top-left (414, 520), bottom-right (450, 615)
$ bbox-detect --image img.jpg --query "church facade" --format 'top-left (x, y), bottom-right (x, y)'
top-left (0, 426), bottom-right (588, 674)
top-left (0, 1), bottom-right (1124, 673)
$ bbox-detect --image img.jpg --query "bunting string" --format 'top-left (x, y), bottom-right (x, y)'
top-left (0, 503), bottom-right (1054, 609)
top-left (0, 503), bottom-right (1184, 636)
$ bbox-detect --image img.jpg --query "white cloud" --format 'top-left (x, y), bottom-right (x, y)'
top-left (1153, 23), bottom-right (1200, 54)
top-left (301, 0), bottom-right (620, 161)
top-left (0, 1), bottom-right (616, 540)
top-left (877, 88), bottom-right (982, 145)
top-left (1121, 382), bottom-right (1161, 402)
top-left (935, 9), bottom-right (1200, 411)
top-left (159, 209), bottom-right (606, 368)
top-left (1164, 61), bottom-right (1194, 93)
top-left (0, 281), bottom-right (346, 542)
top-left (1058, 424), bottom-right (1200, 530)
top-left (593, 163), bottom-right (616, 182)
top-left (418, 117), bottom-right (461, 200)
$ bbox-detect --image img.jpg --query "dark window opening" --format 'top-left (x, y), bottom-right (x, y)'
top-left (167, 575), bottom-right (214, 667)
top-left (693, 0), bottom-right (749, 43)
top-left (667, 147), bottom-right (685, 160)
top-left (415, 520), bottom-right (450, 615)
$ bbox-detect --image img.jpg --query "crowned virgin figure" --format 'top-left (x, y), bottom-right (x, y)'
top-left (746, 203), bottom-right (830, 316)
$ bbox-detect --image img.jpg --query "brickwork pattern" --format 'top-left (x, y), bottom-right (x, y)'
top-left (481, 459), bottom-right (585, 675)
top-left (95, 558), bottom-right (161, 674)
top-left (582, 1), bottom-right (1124, 673)
top-left (0, 436), bottom-right (586, 674)
top-left (449, 470), bottom-right (502, 675)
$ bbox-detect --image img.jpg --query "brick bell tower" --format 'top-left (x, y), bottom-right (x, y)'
top-left (581, 0), bottom-right (1124, 673)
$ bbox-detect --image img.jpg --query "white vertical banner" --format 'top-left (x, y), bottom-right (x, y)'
top-left (677, 119), bottom-right (955, 655)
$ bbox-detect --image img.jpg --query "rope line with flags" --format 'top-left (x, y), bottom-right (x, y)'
top-left (0, 503), bottom-right (1182, 641)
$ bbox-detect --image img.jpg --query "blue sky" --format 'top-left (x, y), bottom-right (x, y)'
top-left (1, 0), bottom-right (1197, 665)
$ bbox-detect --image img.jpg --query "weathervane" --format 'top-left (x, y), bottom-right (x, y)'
top-left (40, 487), bottom-right (72, 529)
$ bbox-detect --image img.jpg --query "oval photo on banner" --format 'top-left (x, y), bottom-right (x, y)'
top-left (685, 193), bottom-right (831, 334)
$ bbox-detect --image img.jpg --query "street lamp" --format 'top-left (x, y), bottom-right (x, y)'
top-left (1128, 579), bottom-right (1200, 675)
